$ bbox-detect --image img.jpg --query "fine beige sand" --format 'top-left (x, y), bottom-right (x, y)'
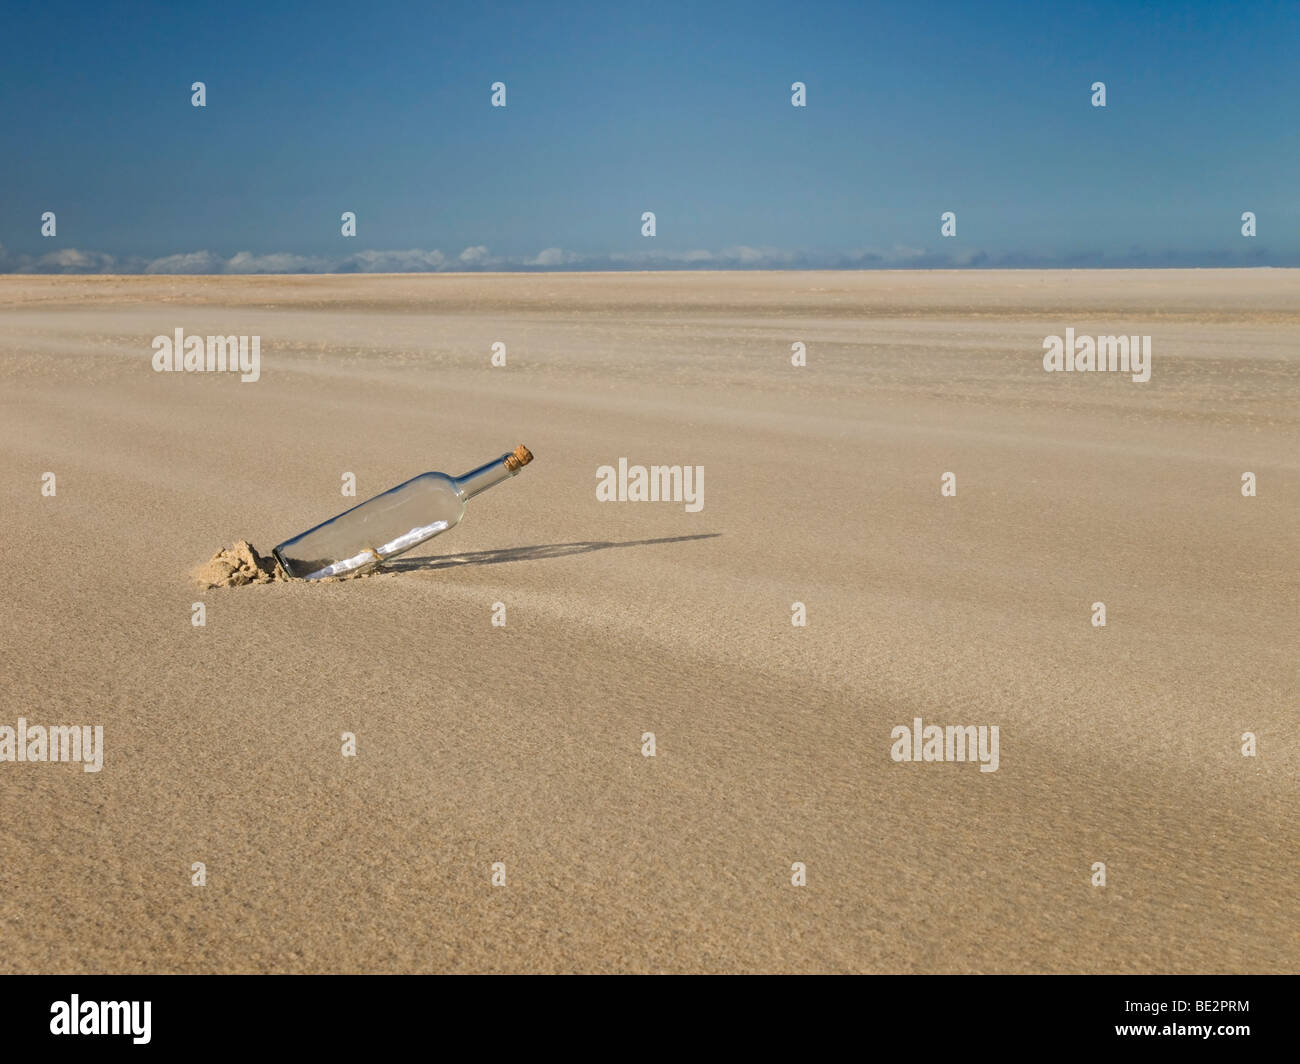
top-left (0, 270), bottom-right (1295, 973)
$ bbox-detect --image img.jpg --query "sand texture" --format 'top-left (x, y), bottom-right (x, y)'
top-left (194, 541), bottom-right (282, 588)
top-left (0, 270), bottom-right (1296, 973)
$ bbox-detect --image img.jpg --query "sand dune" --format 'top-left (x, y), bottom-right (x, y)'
top-left (0, 270), bottom-right (1295, 973)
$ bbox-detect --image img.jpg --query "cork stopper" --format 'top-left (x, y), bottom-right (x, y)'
top-left (505, 444), bottom-right (534, 472)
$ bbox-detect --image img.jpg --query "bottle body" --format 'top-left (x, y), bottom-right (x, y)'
top-left (273, 446), bottom-right (532, 580)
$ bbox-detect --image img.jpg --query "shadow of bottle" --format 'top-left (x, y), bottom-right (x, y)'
top-left (379, 532), bottom-right (721, 573)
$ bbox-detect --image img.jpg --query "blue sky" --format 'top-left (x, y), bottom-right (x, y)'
top-left (1, 0), bottom-right (1297, 271)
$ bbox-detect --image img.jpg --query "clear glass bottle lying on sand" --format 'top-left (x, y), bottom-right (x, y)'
top-left (272, 445), bottom-right (534, 580)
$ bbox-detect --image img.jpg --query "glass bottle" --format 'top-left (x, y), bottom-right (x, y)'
top-left (273, 445), bottom-right (534, 580)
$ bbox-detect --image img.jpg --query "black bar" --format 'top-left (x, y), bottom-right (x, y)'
top-left (2, 974), bottom-right (1292, 1052)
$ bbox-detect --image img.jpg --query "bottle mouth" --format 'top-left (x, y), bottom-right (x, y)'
top-left (505, 444), bottom-right (534, 471)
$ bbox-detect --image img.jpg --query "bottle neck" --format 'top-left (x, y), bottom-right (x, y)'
top-left (452, 454), bottom-right (515, 501)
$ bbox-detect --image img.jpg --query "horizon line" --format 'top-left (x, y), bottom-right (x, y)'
top-left (2, 265), bottom-right (1296, 279)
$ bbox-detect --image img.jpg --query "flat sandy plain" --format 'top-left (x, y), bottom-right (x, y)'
top-left (0, 269), bottom-right (1296, 974)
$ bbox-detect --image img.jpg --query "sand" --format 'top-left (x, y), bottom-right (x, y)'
top-left (194, 541), bottom-right (282, 588)
top-left (0, 270), bottom-right (1295, 973)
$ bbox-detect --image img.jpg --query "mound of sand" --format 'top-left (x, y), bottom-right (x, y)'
top-left (193, 540), bottom-right (283, 588)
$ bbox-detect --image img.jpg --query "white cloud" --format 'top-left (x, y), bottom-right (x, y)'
top-left (144, 250), bottom-right (223, 274)
top-left (528, 247), bottom-right (577, 267)
top-left (224, 251), bottom-right (334, 274)
top-left (32, 248), bottom-right (118, 272)
top-left (344, 248), bottom-right (449, 272)
top-left (0, 243), bottom-right (1281, 275)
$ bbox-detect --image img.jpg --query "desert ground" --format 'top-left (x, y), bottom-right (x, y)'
top-left (0, 269), bottom-right (1295, 973)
